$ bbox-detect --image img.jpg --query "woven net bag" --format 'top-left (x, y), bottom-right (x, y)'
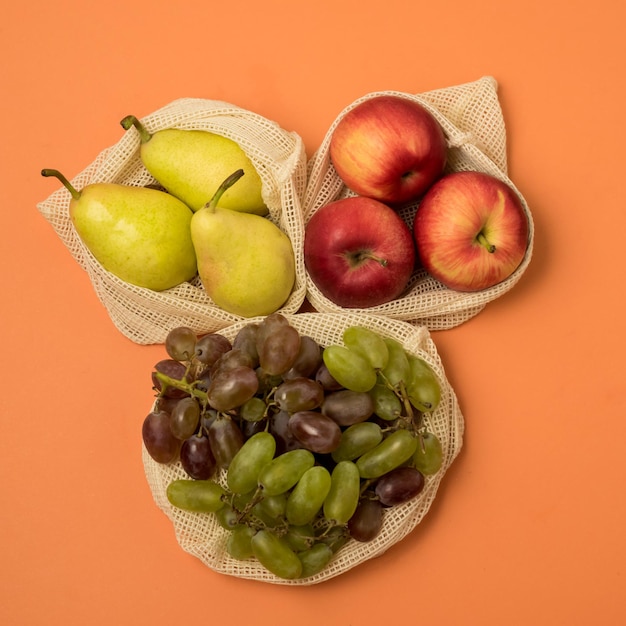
top-left (37, 99), bottom-right (308, 345)
top-left (303, 76), bottom-right (534, 330)
top-left (142, 312), bottom-right (464, 585)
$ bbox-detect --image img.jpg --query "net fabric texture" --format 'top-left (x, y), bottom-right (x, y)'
top-left (37, 99), bottom-right (308, 345)
top-left (142, 312), bottom-right (464, 585)
top-left (303, 76), bottom-right (534, 330)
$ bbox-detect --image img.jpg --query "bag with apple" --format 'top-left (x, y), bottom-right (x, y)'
top-left (303, 76), bottom-right (534, 330)
top-left (38, 98), bottom-right (308, 344)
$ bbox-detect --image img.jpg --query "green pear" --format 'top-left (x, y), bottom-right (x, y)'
top-left (41, 169), bottom-right (197, 291)
top-left (191, 169), bottom-right (295, 317)
top-left (120, 115), bottom-right (268, 216)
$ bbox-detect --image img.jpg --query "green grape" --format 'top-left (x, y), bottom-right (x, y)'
top-left (249, 502), bottom-right (282, 528)
top-left (284, 524), bottom-right (316, 551)
top-left (286, 465), bottom-right (332, 526)
top-left (368, 383), bottom-right (403, 421)
top-left (165, 326), bottom-right (197, 362)
top-left (274, 378), bottom-right (324, 413)
top-left (322, 345), bottom-right (377, 393)
top-left (194, 332), bottom-right (232, 366)
top-left (331, 421), bottom-right (383, 463)
top-left (254, 492), bottom-right (288, 521)
top-left (317, 525), bottom-right (350, 553)
top-left (288, 411), bottom-right (342, 454)
top-left (348, 498), bottom-right (383, 542)
top-left (207, 365), bottom-right (259, 412)
top-left (298, 542), bottom-right (334, 578)
top-left (257, 322), bottom-right (301, 376)
top-left (239, 397), bottom-right (267, 422)
top-left (251, 529), bottom-right (303, 579)
top-left (226, 525), bottom-right (257, 560)
top-left (258, 448), bottom-right (316, 496)
top-left (231, 490), bottom-right (256, 512)
top-left (166, 479), bottom-right (225, 513)
top-left (342, 326), bottom-right (389, 370)
top-left (412, 431), bottom-right (443, 475)
top-left (214, 503), bottom-right (244, 530)
top-left (169, 396), bottom-right (201, 440)
top-left (323, 460), bottom-right (361, 525)
top-left (227, 431), bottom-right (277, 495)
top-left (406, 355), bottom-right (441, 413)
top-left (356, 429), bottom-right (418, 479)
top-left (321, 389), bottom-right (374, 426)
top-left (380, 337), bottom-right (410, 387)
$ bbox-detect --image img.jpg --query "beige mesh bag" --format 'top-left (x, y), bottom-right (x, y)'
top-left (142, 312), bottom-right (464, 585)
top-left (303, 76), bottom-right (534, 330)
top-left (37, 99), bottom-right (308, 344)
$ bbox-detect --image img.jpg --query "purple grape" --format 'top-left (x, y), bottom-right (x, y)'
top-left (180, 434), bottom-right (216, 479)
top-left (142, 410), bottom-right (180, 464)
top-left (288, 411), bottom-right (342, 454)
top-left (348, 498), bottom-right (383, 542)
top-left (374, 466), bottom-right (425, 506)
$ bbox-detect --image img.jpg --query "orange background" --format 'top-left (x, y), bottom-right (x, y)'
top-left (2, 1), bottom-right (625, 624)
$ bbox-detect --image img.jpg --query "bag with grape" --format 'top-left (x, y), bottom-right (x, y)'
top-left (142, 312), bottom-right (464, 584)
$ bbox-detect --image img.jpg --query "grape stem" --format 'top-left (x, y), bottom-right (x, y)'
top-left (233, 486), bottom-right (265, 525)
top-left (153, 370), bottom-right (209, 404)
top-left (377, 372), bottom-right (421, 432)
top-left (396, 380), bottom-right (417, 426)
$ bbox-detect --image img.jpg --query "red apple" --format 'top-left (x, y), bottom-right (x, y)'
top-left (413, 170), bottom-right (529, 291)
top-left (304, 196), bottom-right (415, 308)
top-left (329, 95), bottom-right (447, 206)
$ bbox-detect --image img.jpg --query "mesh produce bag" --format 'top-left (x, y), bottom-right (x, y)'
top-left (142, 312), bottom-right (464, 585)
top-left (303, 76), bottom-right (534, 330)
top-left (37, 99), bottom-right (308, 344)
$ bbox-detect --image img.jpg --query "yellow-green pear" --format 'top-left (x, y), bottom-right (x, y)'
top-left (41, 169), bottom-right (197, 291)
top-left (191, 169), bottom-right (295, 317)
top-left (120, 115), bottom-right (268, 216)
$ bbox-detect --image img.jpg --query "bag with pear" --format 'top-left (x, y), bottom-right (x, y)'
top-left (303, 76), bottom-right (534, 330)
top-left (37, 98), bottom-right (308, 344)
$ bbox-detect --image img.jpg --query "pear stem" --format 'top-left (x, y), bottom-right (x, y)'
top-left (120, 115), bottom-right (152, 143)
top-left (204, 169), bottom-right (245, 212)
top-left (41, 169), bottom-right (81, 200)
top-left (476, 231), bottom-right (496, 253)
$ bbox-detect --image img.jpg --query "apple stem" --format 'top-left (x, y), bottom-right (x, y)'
top-left (120, 114), bottom-right (153, 144)
top-left (476, 231), bottom-right (496, 253)
top-left (203, 169), bottom-right (245, 212)
top-left (354, 251), bottom-right (388, 267)
top-left (41, 169), bottom-right (81, 201)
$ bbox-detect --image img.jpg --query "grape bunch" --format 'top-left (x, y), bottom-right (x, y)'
top-left (142, 313), bottom-right (444, 580)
